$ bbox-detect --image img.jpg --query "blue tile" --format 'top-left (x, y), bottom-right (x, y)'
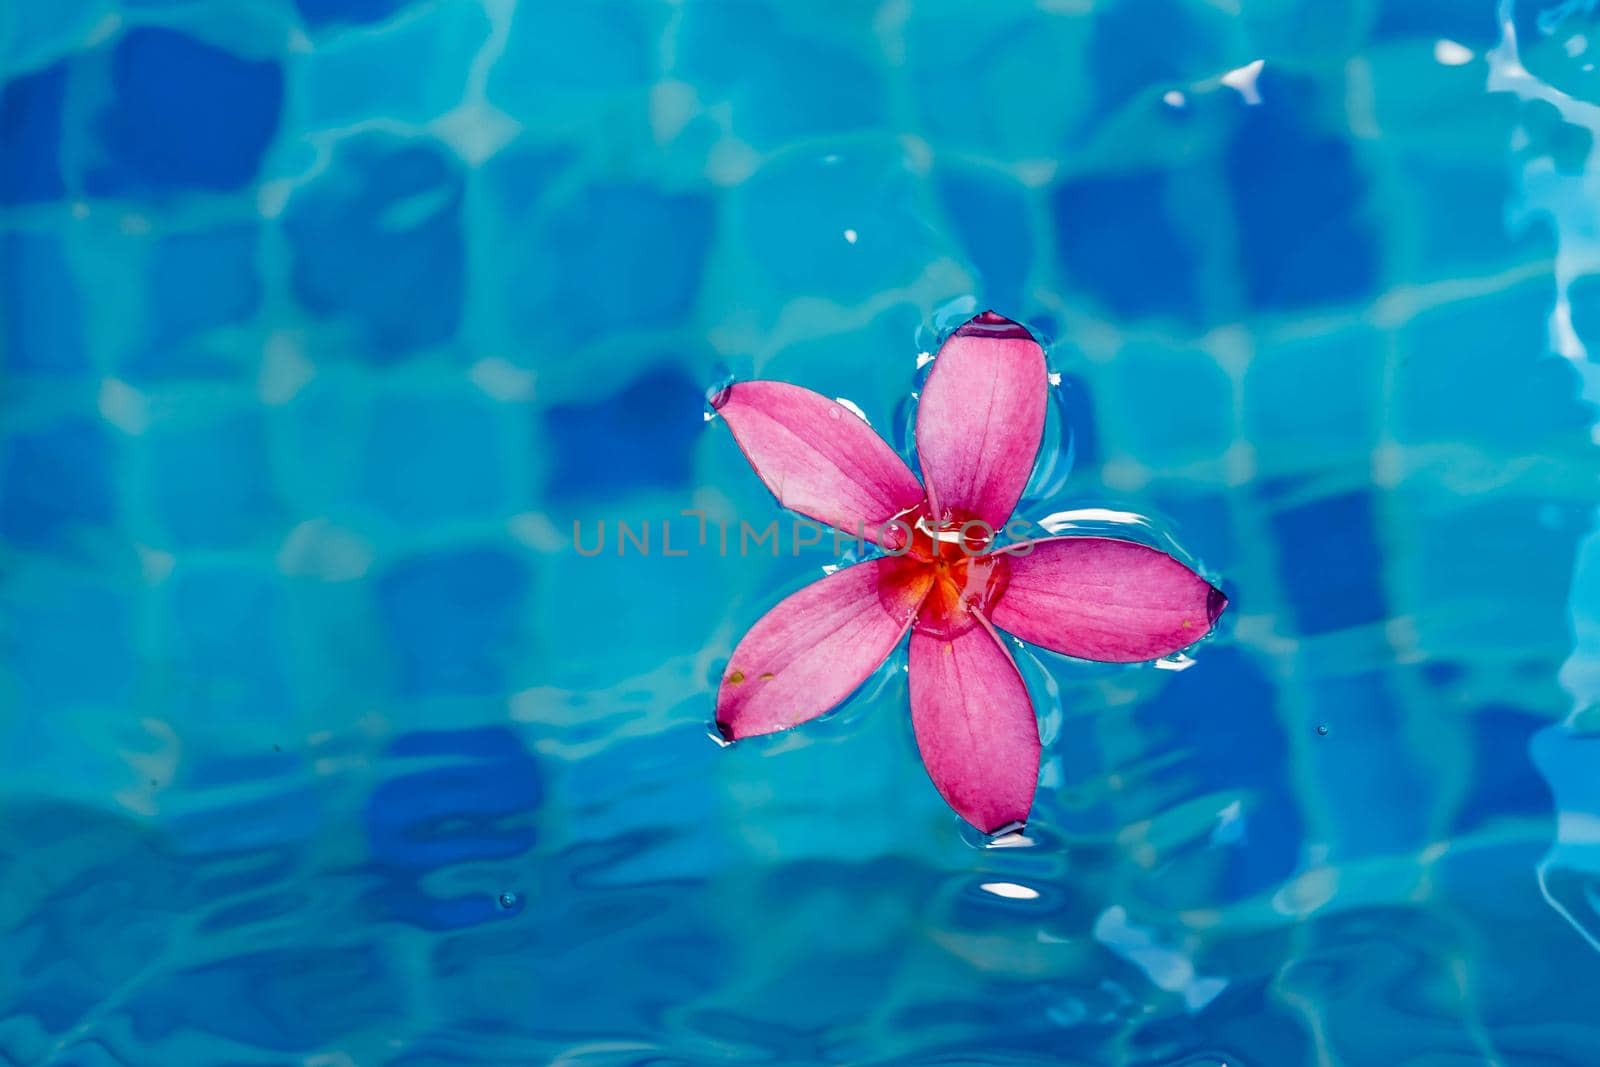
top-left (302, 1), bottom-right (489, 127)
top-left (6, 575), bottom-right (135, 711)
top-left (736, 150), bottom-right (931, 303)
top-left (675, 2), bottom-right (884, 146)
top-left (1521, 97), bottom-right (1593, 176)
top-left (1264, 487), bottom-right (1387, 635)
top-left (2, 231), bottom-right (89, 376)
top-left (376, 547), bottom-right (530, 698)
top-left (1087, 0), bottom-right (1226, 117)
top-left (1050, 169), bottom-right (1199, 322)
top-left (87, 29), bottom-right (282, 196)
top-left (1402, 156), bottom-right (1552, 277)
top-left (1226, 73), bottom-right (1379, 311)
top-left (284, 134), bottom-right (464, 358)
top-left (488, 0), bottom-right (653, 105)
top-left (149, 412), bottom-right (281, 548)
top-left (1395, 279), bottom-right (1584, 450)
top-left (150, 224), bottom-right (260, 340)
top-left (515, 183), bottom-right (714, 348)
top-left (1107, 344), bottom-right (1231, 462)
top-left (478, 141), bottom-right (571, 229)
top-left (0, 62), bottom-right (68, 204)
top-left (1245, 328), bottom-right (1383, 460)
top-left (1306, 672), bottom-right (1432, 855)
top-left (294, 0), bottom-right (410, 27)
top-left (934, 168), bottom-right (1032, 314)
top-left (543, 363), bottom-right (703, 505)
top-left (361, 388), bottom-right (508, 523)
top-left (1409, 494), bottom-right (1588, 657)
top-left (171, 567), bottom-right (289, 712)
top-left (0, 417), bottom-right (116, 553)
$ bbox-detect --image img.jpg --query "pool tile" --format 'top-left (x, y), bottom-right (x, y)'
top-left (0, 62), bottom-right (68, 204)
top-left (87, 29), bottom-right (283, 196)
top-left (147, 410), bottom-right (282, 549)
top-left (1226, 73), bottom-right (1380, 312)
top-left (376, 546), bottom-right (530, 698)
top-left (1264, 487), bottom-right (1388, 636)
top-left (2, 231), bottom-right (89, 376)
top-left (0, 417), bottom-right (117, 555)
top-left (284, 134), bottom-right (465, 358)
top-left (1050, 168), bottom-right (1201, 323)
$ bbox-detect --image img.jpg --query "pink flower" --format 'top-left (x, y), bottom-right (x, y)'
top-left (712, 311), bottom-right (1226, 833)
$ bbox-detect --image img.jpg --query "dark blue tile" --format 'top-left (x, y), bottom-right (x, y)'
top-left (934, 168), bottom-right (1032, 314)
top-left (543, 363), bottom-right (703, 504)
top-left (1227, 73), bottom-right (1379, 311)
top-left (516, 184), bottom-right (714, 348)
top-left (1050, 169), bottom-right (1198, 322)
top-left (1372, 0), bottom-right (1499, 46)
top-left (1133, 647), bottom-right (1301, 904)
top-left (294, 0), bottom-right (410, 27)
top-left (284, 134), bottom-right (464, 358)
top-left (2, 231), bottom-right (89, 376)
top-left (365, 726), bottom-right (541, 930)
top-left (1144, 486), bottom-right (1237, 573)
top-left (0, 417), bottom-right (116, 553)
top-left (1265, 488), bottom-right (1387, 635)
top-left (149, 412), bottom-right (281, 548)
top-left (376, 547), bottom-right (529, 698)
top-left (1455, 705), bottom-right (1553, 835)
top-left (88, 29), bottom-right (282, 196)
top-left (0, 62), bottom-right (68, 204)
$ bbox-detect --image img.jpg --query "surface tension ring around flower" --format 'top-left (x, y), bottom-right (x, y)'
top-left (710, 311), bottom-right (1226, 833)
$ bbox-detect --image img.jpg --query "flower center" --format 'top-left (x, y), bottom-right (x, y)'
top-left (914, 550), bottom-right (1011, 638)
top-left (876, 505), bottom-right (1011, 637)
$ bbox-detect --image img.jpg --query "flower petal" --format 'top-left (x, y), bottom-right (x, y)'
top-left (908, 617), bottom-right (1040, 833)
top-left (989, 537), bottom-right (1227, 662)
top-left (717, 556), bottom-right (934, 740)
top-left (915, 312), bottom-right (1048, 531)
top-left (714, 381), bottom-right (926, 544)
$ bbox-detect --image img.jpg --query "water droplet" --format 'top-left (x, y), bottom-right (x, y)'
top-left (1316, 723), bottom-right (1330, 736)
top-left (498, 892), bottom-right (518, 909)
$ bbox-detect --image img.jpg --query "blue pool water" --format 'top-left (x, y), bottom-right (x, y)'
top-left (7, 0), bottom-right (1600, 1063)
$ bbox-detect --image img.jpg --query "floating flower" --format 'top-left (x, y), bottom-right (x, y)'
top-left (712, 311), bottom-right (1226, 832)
